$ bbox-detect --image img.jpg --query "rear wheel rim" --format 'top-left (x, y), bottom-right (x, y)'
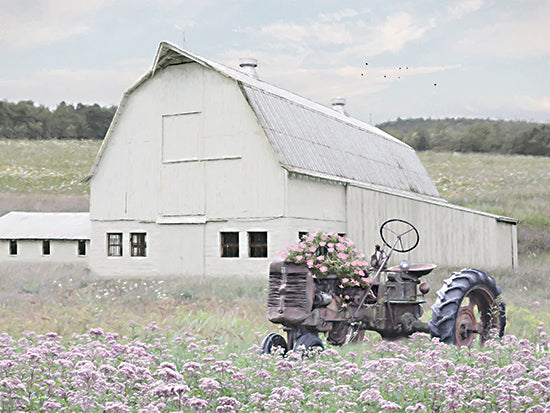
top-left (455, 286), bottom-right (498, 346)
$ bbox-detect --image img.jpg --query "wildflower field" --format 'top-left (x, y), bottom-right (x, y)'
top-left (1, 140), bottom-right (550, 411)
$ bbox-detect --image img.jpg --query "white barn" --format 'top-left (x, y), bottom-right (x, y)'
top-left (85, 41), bottom-right (517, 278)
top-left (0, 212), bottom-right (90, 262)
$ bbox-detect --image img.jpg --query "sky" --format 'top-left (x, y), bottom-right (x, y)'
top-left (1, 0), bottom-right (549, 125)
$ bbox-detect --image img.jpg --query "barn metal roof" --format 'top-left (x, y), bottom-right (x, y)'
top-left (87, 41), bottom-right (440, 198)
top-left (242, 85), bottom-right (438, 196)
top-left (0, 212), bottom-right (90, 240)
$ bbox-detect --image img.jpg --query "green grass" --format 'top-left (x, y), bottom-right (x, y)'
top-left (418, 151), bottom-right (550, 227)
top-left (0, 139), bottom-right (101, 195)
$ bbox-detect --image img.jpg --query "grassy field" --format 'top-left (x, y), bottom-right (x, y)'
top-left (0, 139), bottom-right (100, 215)
top-left (0, 139), bottom-right (549, 339)
top-left (0, 140), bottom-right (549, 411)
top-left (419, 151), bottom-right (550, 256)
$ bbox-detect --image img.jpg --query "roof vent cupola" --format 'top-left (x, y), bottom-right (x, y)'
top-left (331, 97), bottom-right (348, 116)
top-left (239, 58), bottom-right (259, 79)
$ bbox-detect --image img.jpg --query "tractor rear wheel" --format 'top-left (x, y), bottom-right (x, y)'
top-left (430, 268), bottom-right (506, 346)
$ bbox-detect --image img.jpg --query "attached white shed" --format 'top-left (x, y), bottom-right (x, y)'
top-left (85, 41), bottom-right (517, 278)
top-left (0, 212), bottom-right (90, 262)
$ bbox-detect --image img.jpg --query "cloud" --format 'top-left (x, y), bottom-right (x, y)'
top-left (455, 2), bottom-right (550, 58)
top-left (318, 8), bottom-right (368, 23)
top-left (0, 59), bottom-right (150, 107)
top-left (447, 0), bottom-right (484, 19)
top-left (517, 96), bottom-right (550, 112)
top-left (0, 0), bottom-right (114, 49)
top-left (244, 8), bottom-right (437, 68)
top-left (366, 12), bottom-right (436, 55)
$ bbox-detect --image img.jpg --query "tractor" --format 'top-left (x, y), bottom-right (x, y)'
top-left (261, 219), bottom-right (506, 354)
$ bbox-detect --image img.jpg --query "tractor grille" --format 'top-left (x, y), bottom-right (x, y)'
top-left (267, 262), bottom-right (312, 324)
top-left (268, 272), bottom-right (308, 310)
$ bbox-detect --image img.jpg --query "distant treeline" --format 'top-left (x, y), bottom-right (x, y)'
top-left (377, 118), bottom-right (550, 157)
top-left (0, 100), bottom-right (116, 140)
top-left (2, 100), bottom-right (550, 156)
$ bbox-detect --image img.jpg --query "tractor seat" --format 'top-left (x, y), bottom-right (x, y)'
top-left (387, 263), bottom-right (437, 277)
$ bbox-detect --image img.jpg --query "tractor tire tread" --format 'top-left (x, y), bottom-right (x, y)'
top-left (429, 268), bottom-right (506, 345)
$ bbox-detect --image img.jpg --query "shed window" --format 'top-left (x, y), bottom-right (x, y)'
top-left (42, 240), bottom-right (50, 255)
top-left (298, 231), bottom-right (309, 240)
top-left (248, 232), bottom-right (268, 258)
top-left (130, 233), bottom-right (147, 257)
top-left (107, 233), bottom-right (123, 257)
top-left (78, 240), bottom-right (86, 256)
top-left (221, 232), bottom-right (239, 258)
top-left (9, 240), bottom-right (17, 255)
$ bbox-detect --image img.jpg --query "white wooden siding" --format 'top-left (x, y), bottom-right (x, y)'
top-left (346, 185), bottom-right (518, 269)
top-left (159, 162), bottom-right (205, 216)
top-left (286, 175), bottom-right (347, 223)
top-left (162, 112), bottom-right (202, 162)
top-left (204, 217), bottom-right (346, 277)
top-left (0, 240), bottom-right (89, 263)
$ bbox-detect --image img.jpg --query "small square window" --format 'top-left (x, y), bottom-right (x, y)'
top-left (298, 231), bottom-right (309, 240)
top-left (248, 231), bottom-right (267, 258)
top-left (9, 240), bottom-right (17, 255)
top-left (107, 233), bottom-right (123, 257)
top-left (78, 240), bottom-right (86, 256)
top-left (221, 232), bottom-right (239, 258)
top-left (42, 240), bottom-right (51, 255)
top-left (130, 233), bottom-right (147, 257)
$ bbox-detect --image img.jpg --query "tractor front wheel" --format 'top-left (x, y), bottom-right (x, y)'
top-left (429, 268), bottom-right (506, 346)
top-left (260, 333), bottom-right (288, 355)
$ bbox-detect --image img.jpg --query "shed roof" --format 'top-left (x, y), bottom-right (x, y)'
top-left (0, 212), bottom-right (90, 240)
top-left (87, 41), bottom-right (440, 198)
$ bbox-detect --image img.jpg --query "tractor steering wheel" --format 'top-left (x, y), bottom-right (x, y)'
top-left (379, 219), bottom-right (420, 253)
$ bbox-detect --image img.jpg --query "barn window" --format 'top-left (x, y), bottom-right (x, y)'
top-left (42, 240), bottom-right (50, 255)
top-left (78, 240), bottom-right (86, 256)
top-left (130, 233), bottom-right (147, 257)
top-left (248, 232), bottom-right (268, 258)
top-left (221, 232), bottom-right (239, 258)
top-left (9, 240), bottom-right (17, 255)
top-left (107, 233), bottom-right (123, 257)
top-left (298, 231), bottom-right (308, 240)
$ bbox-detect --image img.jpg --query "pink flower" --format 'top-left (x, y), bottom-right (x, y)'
top-left (319, 241), bottom-right (326, 246)
top-left (341, 278), bottom-right (349, 283)
top-left (306, 259), bottom-right (314, 268)
top-left (309, 246), bottom-right (316, 252)
top-left (319, 266), bottom-right (328, 272)
top-left (295, 255), bottom-right (303, 261)
top-left (336, 243), bottom-right (346, 251)
top-left (337, 252), bottom-right (349, 260)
